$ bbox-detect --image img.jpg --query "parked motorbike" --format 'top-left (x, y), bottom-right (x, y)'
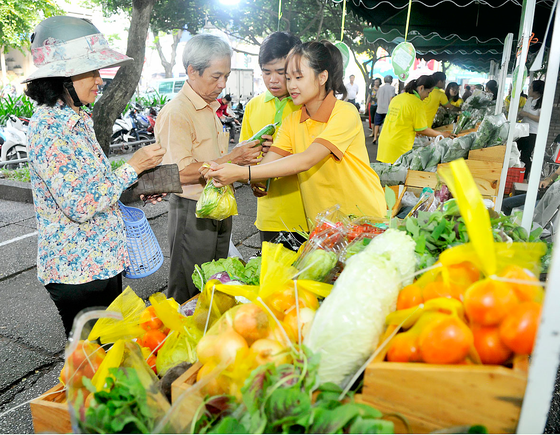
top-left (0, 115), bottom-right (28, 170)
top-left (111, 105), bottom-right (152, 154)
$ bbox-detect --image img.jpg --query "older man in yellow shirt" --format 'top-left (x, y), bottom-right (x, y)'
top-left (240, 32), bottom-right (308, 246)
top-left (155, 34), bottom-right (262, 303)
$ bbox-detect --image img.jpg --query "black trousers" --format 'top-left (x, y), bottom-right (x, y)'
top-left (45, 273), bottom-right (123, 337)
top-left (167, 194), bottom-right (232, 304)
top-left (517, 133), bottom-right (537, 179)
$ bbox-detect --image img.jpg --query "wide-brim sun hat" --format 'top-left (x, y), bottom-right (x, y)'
top-left (22, 16), bottom-right (133, 84)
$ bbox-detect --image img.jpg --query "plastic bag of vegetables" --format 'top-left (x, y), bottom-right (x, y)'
top-left (195, 179), bottom-right (238, 220)
top-left (442, 134), bottom-right (474, 163)
top-left (471, 113), bottom-right (507, 150)
top-left (304, 229), bottom-right (416, 387)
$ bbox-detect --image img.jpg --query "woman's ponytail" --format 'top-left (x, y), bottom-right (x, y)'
top-left (404, 79), bottom-right (418, 94)
top-left (322, 41), bottom-right (347, 100)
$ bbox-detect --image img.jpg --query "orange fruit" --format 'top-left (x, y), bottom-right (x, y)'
top-left (498, 265), bottom-right (544, 303)
top-left (499, 301), bottom-right (542, 355)
top-left (397, 284), bottom-right (424, 310)
top-left (471, 324), bottom-right (512, 365)
top-left (387, 332), bottom-right (421, 362)
top-left (419, 316), bottom-right (473, 364)
top-left (464, 279), bottom-right (519, 325)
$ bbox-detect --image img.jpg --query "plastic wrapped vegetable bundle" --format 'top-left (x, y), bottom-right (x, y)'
top-left (371, 163), bottom-right (408, 186)
top-left (195, 179), bottom-right (238, 220)
top-left (304, 229), bottom-right (416, 387)
top-left (442, 134), bottom-right (474, 163)
top-left (471, 113), bottom-right (508, 150)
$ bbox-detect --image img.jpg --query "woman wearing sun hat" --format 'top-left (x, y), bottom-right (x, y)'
top-left (23, 16), bottom-right (166, 336)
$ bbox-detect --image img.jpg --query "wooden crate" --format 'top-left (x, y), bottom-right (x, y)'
top-left (30, 383), bottom-right (72, 434)
top-left (361, 328), bottom-right (529, 434)
top-left (171, 361), bottom-right (201, 403)
top-left (468, 145), bottom-right (506, 163)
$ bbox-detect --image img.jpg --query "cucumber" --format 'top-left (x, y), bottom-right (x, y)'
top-left (248, 122), bottom-right (279, 147)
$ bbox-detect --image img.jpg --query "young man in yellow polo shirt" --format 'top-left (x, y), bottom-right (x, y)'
top-left (423, 71), bottom-right (453, 128)
top-left (239, 32), bottom-right (308, 245)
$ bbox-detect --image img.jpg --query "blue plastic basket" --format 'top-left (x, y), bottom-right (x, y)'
top-left (118, 202), bottom-right (164, 279)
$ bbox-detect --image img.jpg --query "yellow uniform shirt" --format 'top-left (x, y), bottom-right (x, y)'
top-left (450, 98), bottom-right (463, 108)
top-left (240, 91), bottom-right (308, 232)
top-left (424, 87), bottom-right (448, 127)
top-left (377, 92), bottom-right (429, 164)
top-left (270, 92), bottom-right (386, 220)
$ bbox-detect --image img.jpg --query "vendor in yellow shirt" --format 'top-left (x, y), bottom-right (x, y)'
top-left (377, 75), bottom-right (452, 164)
top-left (424, 71), bottom-right (454, 127)
top-left (203, 41), bottom-right (387, 220)
top-left (445, 82), bottom-right (463, 108)
top-left (239, 32), bottom-right (308, 245)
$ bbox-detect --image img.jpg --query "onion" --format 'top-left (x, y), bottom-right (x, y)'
top-left (283, 308), bottom-right (316, 342)
top-left (218, 330), bottom-right (248, 365)
top-left (196, 334), bottom-right (219, 364)
top-left (233, 304), bottom-right (270, 344)
top-left (251, 339), bottom-right (290, 366)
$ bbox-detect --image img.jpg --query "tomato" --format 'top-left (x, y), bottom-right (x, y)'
top-left (471, 324), bottom-right (512, 365)
top-left (140, 306), bottom-right (164, 331)
top-left (422, 281), bottom-right (461, 303)
top-left (499, 301), bottom-right (542, 355)
top-left (419, 316), bottom-right (473, 364)
top-left (397, 284), bottom-right (424, 310)
top-left (463, 279), bottom-right (519, 326)
top-left (387, 332), bottom-right (421, 362)
top-left (446, 261), bottom-right (480, 292)
top-left (142, 329), bottom-right (167, 355)
top-left (62, 341), bottom-right (106, 387)
top-left (498, 265), bottom-right (544, 303)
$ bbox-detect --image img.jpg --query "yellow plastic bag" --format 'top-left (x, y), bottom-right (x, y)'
top-left (439, 159), bottom-right (547, 277)
top-left (88, 286), bottom-right (145, 344)
top-left (156, 330), bottom-right (198, 375)
top-left (195, 168), bottom-right (238, 220)
top-left (213, 242), bottom-right (333, 303)
top-left (190, 285), bottom-right (238, 335)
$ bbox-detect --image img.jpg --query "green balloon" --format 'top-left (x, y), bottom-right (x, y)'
top-left (334, 41), bottom-right (350, 70)
top-left (392, 42), bottom-right (416, 82)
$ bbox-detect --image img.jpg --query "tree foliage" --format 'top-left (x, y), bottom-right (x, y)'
top-left (206, 0), bottom-right (392, 96)
top-left (0, 0), bottom-right (61, 52)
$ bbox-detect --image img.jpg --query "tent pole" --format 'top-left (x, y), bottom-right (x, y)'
top-left (516, 11), bottom-right (560, 433)
top-left (495, 33), bottom-right (513, 116)
top-left (495, 0), bottom-right (536, 212)
top-left (521, 4), bottom-right (560, 232)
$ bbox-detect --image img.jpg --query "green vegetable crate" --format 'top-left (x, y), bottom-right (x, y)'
top-left (358, 326), bottom-right (529, 434)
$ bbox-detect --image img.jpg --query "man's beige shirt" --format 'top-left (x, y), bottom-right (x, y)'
top-left (155, 81), bottom-right (229, 200)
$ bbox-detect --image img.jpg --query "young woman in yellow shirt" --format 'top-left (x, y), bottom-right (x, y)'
top-left (203, 41), bottom-right (387, 220)
top-left (376, 75), bottom-right (452, 164)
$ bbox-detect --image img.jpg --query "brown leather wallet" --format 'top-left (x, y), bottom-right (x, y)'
top-left (130, 164), bottom-right (183, 197)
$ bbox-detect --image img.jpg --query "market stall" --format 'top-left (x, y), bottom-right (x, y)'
top-left (25, 156), bottom-right (554, 434)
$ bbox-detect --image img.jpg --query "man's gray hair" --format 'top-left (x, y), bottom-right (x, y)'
top-left (182, 34), bottom-right (233, 74)
top-left (384, 75), bottom-right (393, 83)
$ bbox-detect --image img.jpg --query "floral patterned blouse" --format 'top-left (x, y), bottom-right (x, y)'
top-left (27, 101), bottom-right (138, 285)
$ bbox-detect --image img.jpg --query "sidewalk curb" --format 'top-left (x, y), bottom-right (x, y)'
top-left (0, 179), bottom-right (135, 204)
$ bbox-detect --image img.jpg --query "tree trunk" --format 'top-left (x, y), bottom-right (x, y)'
top-left (154, 29), bottom-right (182, 78)
top-left (92, 0), bottom-right (156, 156)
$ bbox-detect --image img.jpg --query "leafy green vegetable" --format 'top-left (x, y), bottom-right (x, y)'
top-left (79, 368), bottom-right (169, 434)
top-left (193, 346), bottom-right (393, 434)
top-left (296, 249), bottom-right (338, 282)
top-left (243, 257), bottom-right (262, 285)
top-left (192, 257), bottom-right (247, 291)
